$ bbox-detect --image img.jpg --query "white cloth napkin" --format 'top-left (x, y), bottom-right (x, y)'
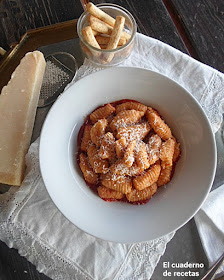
top-left (0, 33), bottom-right (224, 280)
top-left (195, 184), bottom-right (224, 278)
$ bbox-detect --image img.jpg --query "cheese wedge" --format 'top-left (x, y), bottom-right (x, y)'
top-left (0, 51), bottom-right (46, 186)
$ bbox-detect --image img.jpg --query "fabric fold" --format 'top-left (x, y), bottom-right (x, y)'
top-left (194, 185), bottom-right (224, 277)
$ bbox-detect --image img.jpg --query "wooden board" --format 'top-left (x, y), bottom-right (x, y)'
top-left (90, 0), bottom-right (188, 54)
top-left (171, 0), bottom-right (224, 72)
top-left (0, 0), bottom-right (84, 50)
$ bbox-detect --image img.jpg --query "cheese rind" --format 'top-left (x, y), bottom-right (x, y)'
top-left (0, 51), bottom-right (46, 186)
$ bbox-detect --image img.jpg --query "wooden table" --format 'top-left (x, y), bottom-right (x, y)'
top-left (0, 0), bottom-right (223, 279)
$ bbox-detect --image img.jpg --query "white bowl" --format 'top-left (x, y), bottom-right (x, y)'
top-left (39, 67), bottom-right (216, 243)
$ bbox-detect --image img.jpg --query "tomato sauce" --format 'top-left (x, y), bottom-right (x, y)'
top-left (76, 99), bottom-right (179, 205)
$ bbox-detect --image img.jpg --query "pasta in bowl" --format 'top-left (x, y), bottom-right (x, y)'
top-left (78, 100), bottom-right (181, 204)
top-left (39, 67), bottom-right (216, 243)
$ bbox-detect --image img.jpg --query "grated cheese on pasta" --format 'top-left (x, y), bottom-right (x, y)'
top-left (78, 100), bottom-right (181, 204)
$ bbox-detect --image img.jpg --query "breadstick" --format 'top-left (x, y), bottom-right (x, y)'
top-left (92, 29), bottom-right (99, 36)
top-left (122, 32), bottom-right (131, 41)
top-left (100, 43), bottom-right (124, 49)
top-left (95, 34), bottom-right (126, 46)
top-left (87, 4), bottom-right (131, 41)
top-left (86, 2), bottom-right (115, 27)
top-left (81, 43), bottom-right (92, 56)
top-left (89, 15), bottom-right (129, 41)
top-left (82, 26), bottom-right (101, 49)
top-left (89, 15), bottom-right (113, 35)
top-left (105, 16), bottom-right (125, 63)
top-left (107, 16), bottom-right (125, 49)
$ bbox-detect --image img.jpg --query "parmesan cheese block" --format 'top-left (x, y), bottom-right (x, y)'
top-left (0, 51), bottom-right (46, 186)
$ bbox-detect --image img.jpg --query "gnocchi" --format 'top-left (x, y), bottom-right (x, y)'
top-left (77, 100), bottom-right (181, 204)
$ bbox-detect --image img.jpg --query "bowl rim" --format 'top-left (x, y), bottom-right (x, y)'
top-left (39, 66), bottom-right (217, 243)
top-left (77, 3), bottom-right (137, 53)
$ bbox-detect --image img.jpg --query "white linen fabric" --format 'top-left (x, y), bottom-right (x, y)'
top-left (0, 33), bottom-right (224, 280)
top-left (194, 184), bottom-right (224, 278)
